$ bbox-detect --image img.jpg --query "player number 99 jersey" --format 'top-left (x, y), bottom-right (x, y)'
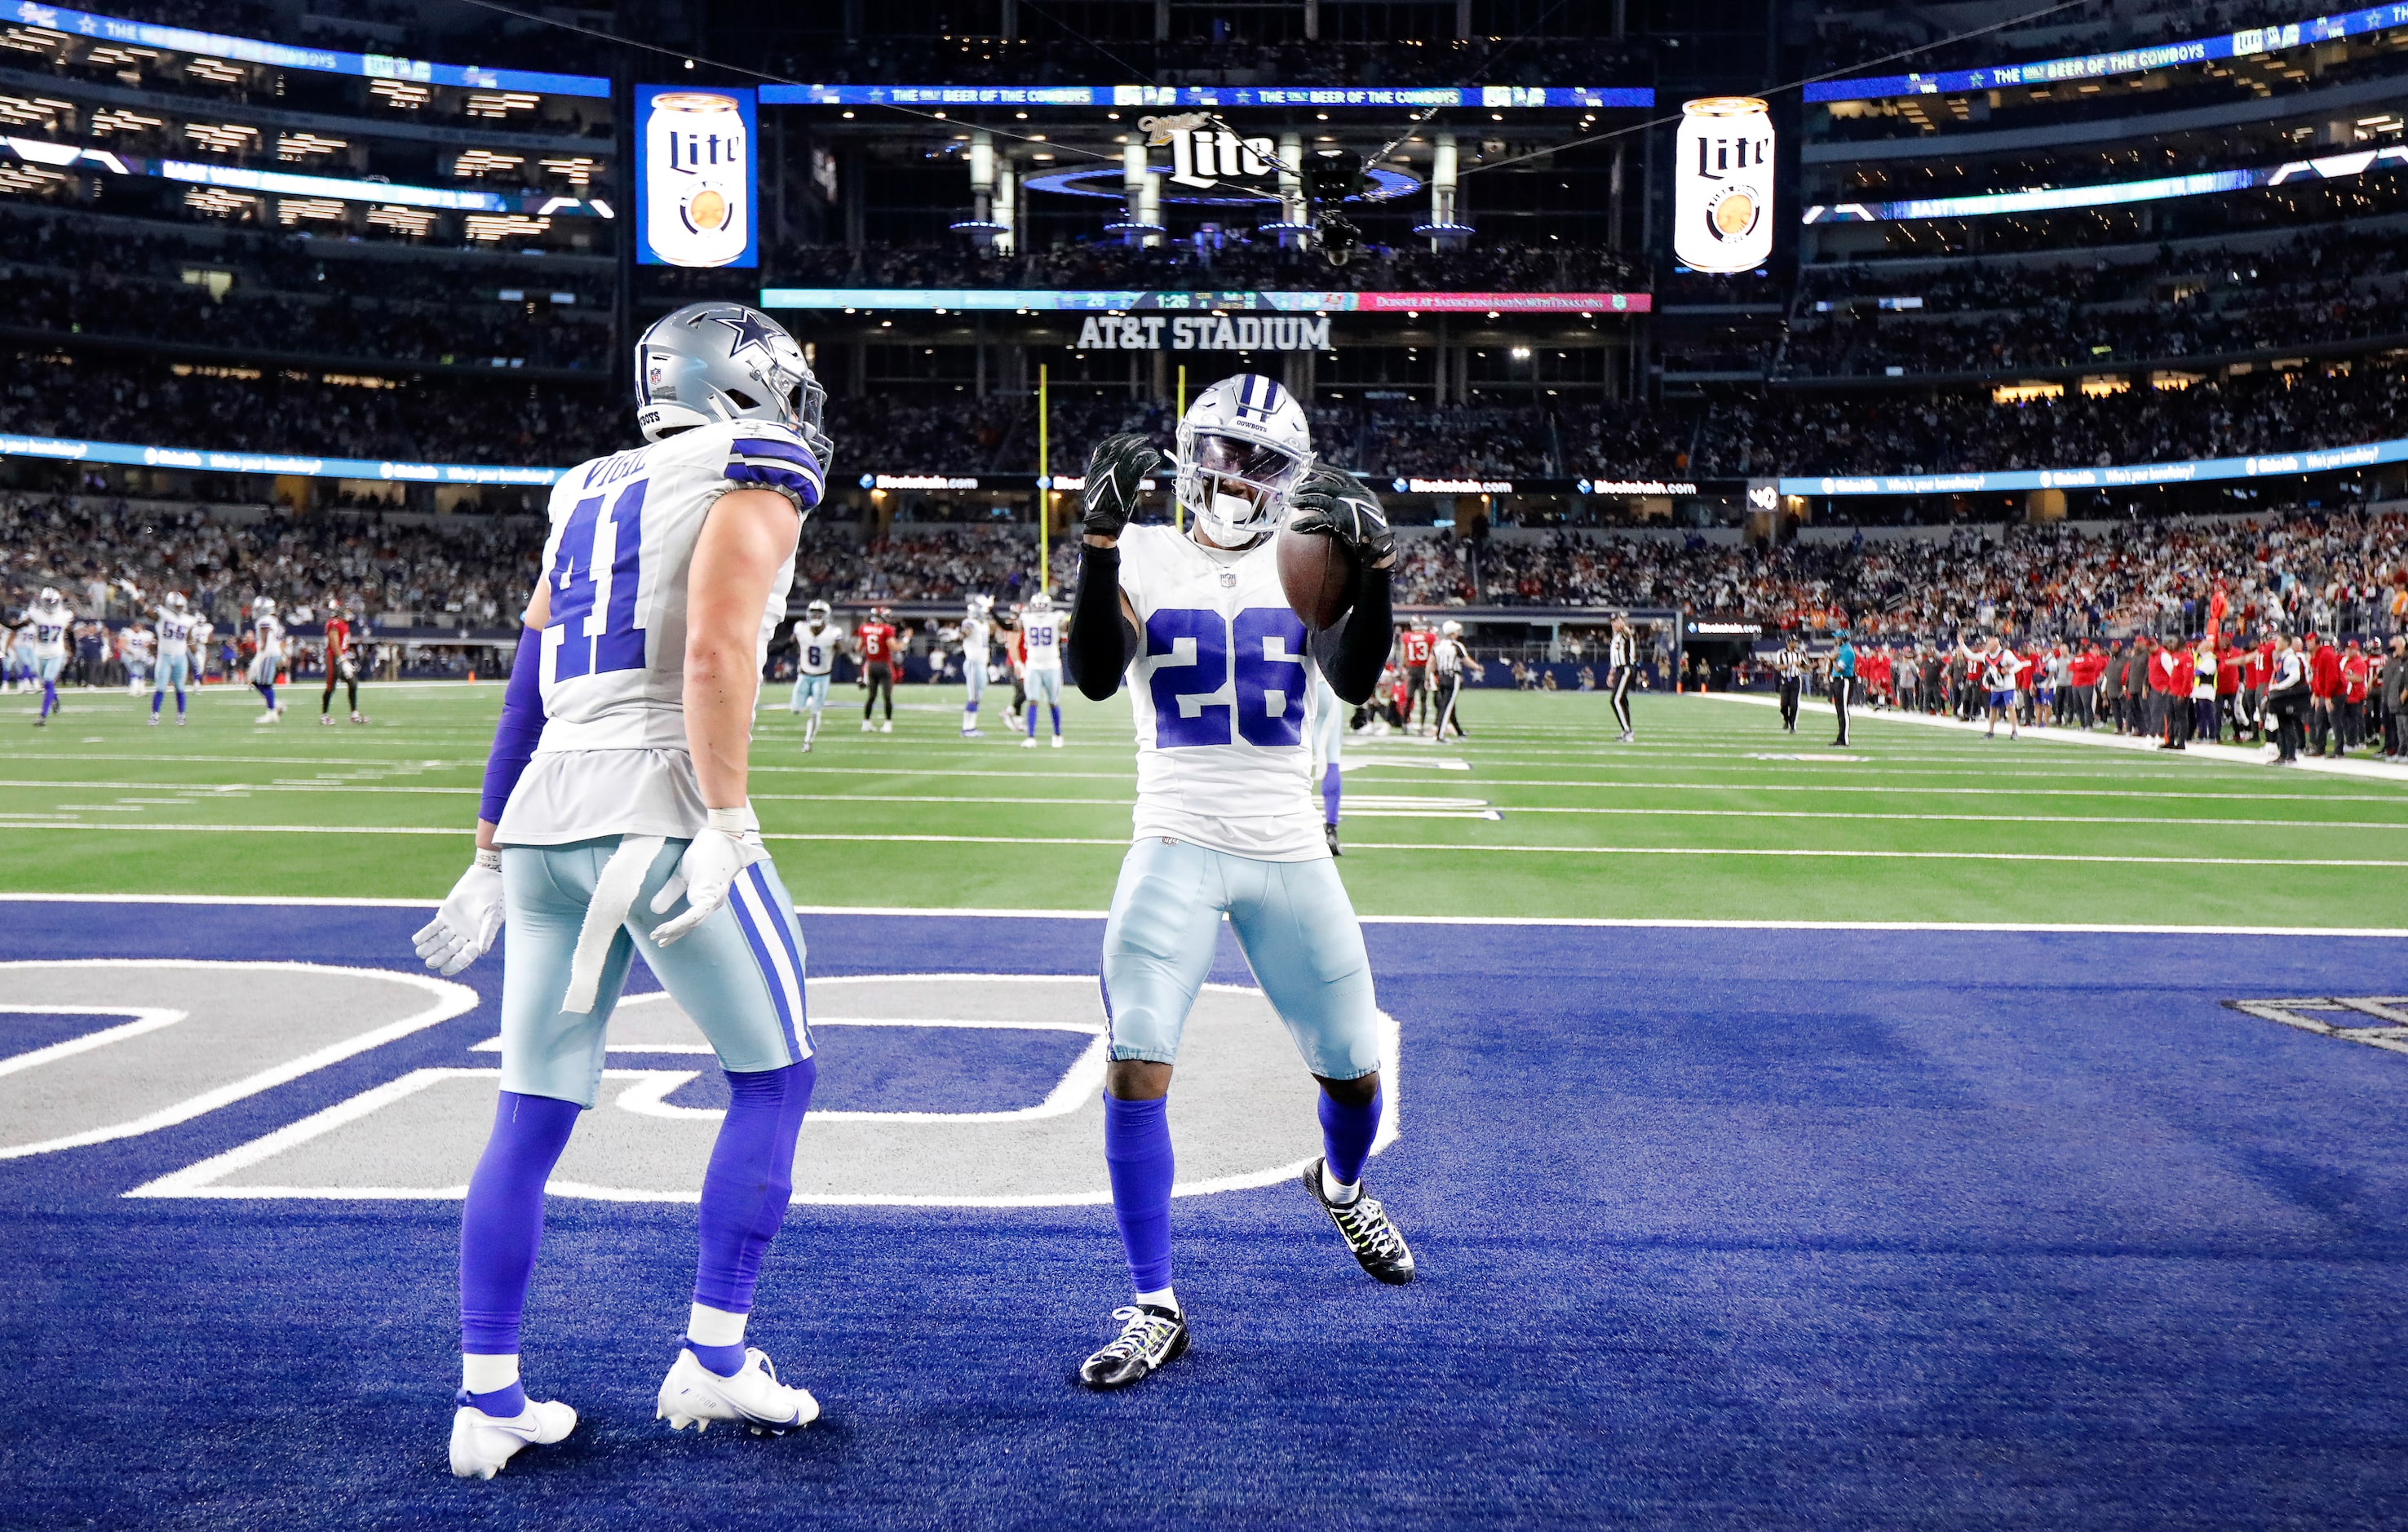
top-left (1113, 524), bottom-right (1325, 861)
top-left (1021, 609), bottom-right (1065, 670)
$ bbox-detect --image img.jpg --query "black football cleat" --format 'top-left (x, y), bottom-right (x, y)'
top-left (1077, 1304), bottom-right (1189, 1390)
top-left (1302, 1158), bottom-right (1416, 1285)
top-left (1324, 822), bottom-right (1342, 857)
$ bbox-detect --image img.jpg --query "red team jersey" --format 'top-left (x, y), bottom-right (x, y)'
top-left (2344, 650), bottom-right (2373, 702)
top-left (857, 622), bottom-right (896, 666)
top-left (324, 617), bottom-right (349, 660)
top-left (1400, 631), bottom-right (1433, 667)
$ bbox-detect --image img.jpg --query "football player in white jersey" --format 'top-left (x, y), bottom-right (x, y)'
top-left (1018, 588), bottom-right (1066, 747)
top-left (409, 302), bottom-right (833, 1478)
top-left (787, 599), bottom-right (839, 751)
top-left (247, 596), bottom-right (285, 723)
top-left (1064, 374), bottom-right (1411, 1391)
top-left (27, 587), bottom-right (69, 727)
top-left (118, 619), bottom-right (153, 696)
top-left (958, 594), bottom-right (993, 737)
top-left (151, 592), bottom-right (197, 726)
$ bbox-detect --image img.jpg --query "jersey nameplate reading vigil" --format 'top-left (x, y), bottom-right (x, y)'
top-left (1073, 314), bottom-right (1332, 352)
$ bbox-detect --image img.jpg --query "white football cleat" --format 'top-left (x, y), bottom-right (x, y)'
top-left (657, 1347), bottom-right (820, 1437)
top-left (448, 1394), bottom-right (577, 1480)
top-left (1020, 736), bottom-right (1038, 748)
top-left (1050, 735), bottom-right (1064, 749)
top-left (879, 720), bottom-right (892, 733)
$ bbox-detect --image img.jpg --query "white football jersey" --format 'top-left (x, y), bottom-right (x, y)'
top-left (960, 614), bottom-right (989, 662)
top-left (795, 620), bottom-right (839, 675)
top-left (253, 614), bottom-right (285, 659)
top-left (1983, 649), bottom-right (2021, 691)
top-left (498, 418), bottom-right (819, 847)
top-left (30, 605), bottom-right (69, 658)
top-left (122, 627), bottom-right (154, 662)
top-left (1115, 523), bottom-right (1326, 861)
top-left (1020, 604), bottom-right (1065, 670)
top-left (157, 609), bottom-right (197, 657)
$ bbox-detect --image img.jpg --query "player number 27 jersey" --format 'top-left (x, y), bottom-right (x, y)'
top-left (1114, 524), bottom-right (1326, 861)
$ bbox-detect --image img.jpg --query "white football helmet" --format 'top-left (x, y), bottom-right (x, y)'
top-left (1027, 590), bottom-right (1053, 612)
top-left (1173, 374), bottom-right (1314, 548)
top-left (36, 586), bottom-right (61, 609)
top-left (252, 596), bottom-right (277, 619)
top-left (804, 599), bottom-right (831, 628)
top-left (165, 591), bottom-right (188, 613)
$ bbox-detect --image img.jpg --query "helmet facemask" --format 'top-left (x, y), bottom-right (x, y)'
top-left (1175, 429), bottom-right (1312, 547)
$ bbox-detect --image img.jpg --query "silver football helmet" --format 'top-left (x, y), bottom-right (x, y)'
top-left (635, 302), bottom-right (832, 467)
top-left (164, 591), bottom-right (188, 613)
top-left (1173, 374), bottom-right (1314, 547)
top-left (804, 599), bottom-right (832, 628)
top-left (36, 586), bottom-right (61, 609)
top-left (1027, 590), bottom-right (1053, 613)
top-left (252, 596), bottom-right (276, 619)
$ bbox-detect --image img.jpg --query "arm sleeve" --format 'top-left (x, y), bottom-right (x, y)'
top-left (477, 627), bottom-right (546, 826)
top-left (1069, 542), bottom-right (1139, 701)
top-left (1310, 562), bottom-right (1394, 707)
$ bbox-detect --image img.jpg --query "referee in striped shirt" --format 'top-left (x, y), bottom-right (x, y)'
top-left (1607, 614), bottom-right (1638, 742)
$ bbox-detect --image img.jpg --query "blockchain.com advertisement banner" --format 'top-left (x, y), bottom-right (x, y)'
top-left (635, 84), bottom-right (759, 269)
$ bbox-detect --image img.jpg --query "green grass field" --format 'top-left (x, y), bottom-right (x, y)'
top-left (3, 680), bottom-right (2402, 926)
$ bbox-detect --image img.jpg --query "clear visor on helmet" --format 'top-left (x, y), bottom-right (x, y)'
top-left (1192, 432), bottom-right (1308, 498)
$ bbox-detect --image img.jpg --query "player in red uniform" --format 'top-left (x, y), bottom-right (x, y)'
top-left (1397, 619), bottom-right (1433, 735)
top-left (2342, 640), bottom-right (2374, 753)
top-left (2307, 633), bottom-right (2342, 756)
top-left (857, 606), bottom-right (897, 733)
top-left (319, 609), bottom-right (363, 725)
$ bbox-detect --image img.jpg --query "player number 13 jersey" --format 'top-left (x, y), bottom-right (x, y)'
top-left (1115, 524), bottom-right (1325, 861)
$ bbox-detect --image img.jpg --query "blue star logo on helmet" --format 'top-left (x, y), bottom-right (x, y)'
top-left (707, 307), bottom-right (786, 363)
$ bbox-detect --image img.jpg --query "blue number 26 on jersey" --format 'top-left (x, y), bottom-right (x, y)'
top-left (1147, 606), bottom-right (1309, 748)
top-left (549, 478), bottom-right (649, 682)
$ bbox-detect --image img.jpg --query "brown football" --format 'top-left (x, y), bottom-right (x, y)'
top-left (1277, 521), bottom-right (1356, 630)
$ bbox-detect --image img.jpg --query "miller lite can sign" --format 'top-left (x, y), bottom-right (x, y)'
top-left (1674, 97), bottom-right (1774, 274)
top-left (636, 85), bottom-right (758, 268)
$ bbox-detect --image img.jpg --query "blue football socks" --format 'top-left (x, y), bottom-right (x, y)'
top-left (1318, 1087), bottom-right (1382, 1192)
top-left (1104, 1093), bottom-right (1175, 1293)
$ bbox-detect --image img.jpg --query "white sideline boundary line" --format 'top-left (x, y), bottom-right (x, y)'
top-left (2, 892), bottom-right (2401, 936)
top-left (1700, 689), bottom-right (2408, 784)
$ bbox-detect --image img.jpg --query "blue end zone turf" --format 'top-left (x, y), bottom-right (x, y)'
top-left (3, 898), bottom-right (2407, 1527)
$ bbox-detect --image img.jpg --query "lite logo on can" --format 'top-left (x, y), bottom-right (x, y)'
top-left (646, 91), bottom-right (749, 268)
top-left (1674, 96), bottom-right (1775, 275)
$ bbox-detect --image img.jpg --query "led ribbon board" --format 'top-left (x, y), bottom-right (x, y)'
top-left (0, 136), bottom-right (611, 215)
top-left (760, 85), bottom-right (1651, 108)
top-left (4, 0), bottom-right (609, 96)
top-left (758, 290), bottom-right (1648, 313)
top-left (1803, 144), bottom-right (2408, 222)
top-left (1782, 439), bottom-right (2408, 497)
top-left (0, 431), bottom-right (562, 484)
top-left (1805, 3), bottom-right (2408, 102)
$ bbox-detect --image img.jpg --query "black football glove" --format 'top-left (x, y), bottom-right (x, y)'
top-left (1082, 433), bottom-right (1163, 539)
top-left (1286, 468), bottom-right (1395, 569)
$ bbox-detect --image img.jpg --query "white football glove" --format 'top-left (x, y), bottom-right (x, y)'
top-left (651, 807), bottom-right (770, 946)
top-left (414, 849), bottom-right (505, 976)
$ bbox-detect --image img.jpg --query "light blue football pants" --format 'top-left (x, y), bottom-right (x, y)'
top-left (498, 835), bottom-right (812, 1108)
top-left (153, 653), bottom-right (192, 691)
top-left (1100, 837), bottom-right (1380, 1081)
top-left (790, 672), bottom-right (830, 713)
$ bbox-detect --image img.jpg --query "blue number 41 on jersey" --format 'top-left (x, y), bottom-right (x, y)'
top-left (550, 479), bottom-right (649, 681)
top-left (1147, 606), bottom-right (1308, 748)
